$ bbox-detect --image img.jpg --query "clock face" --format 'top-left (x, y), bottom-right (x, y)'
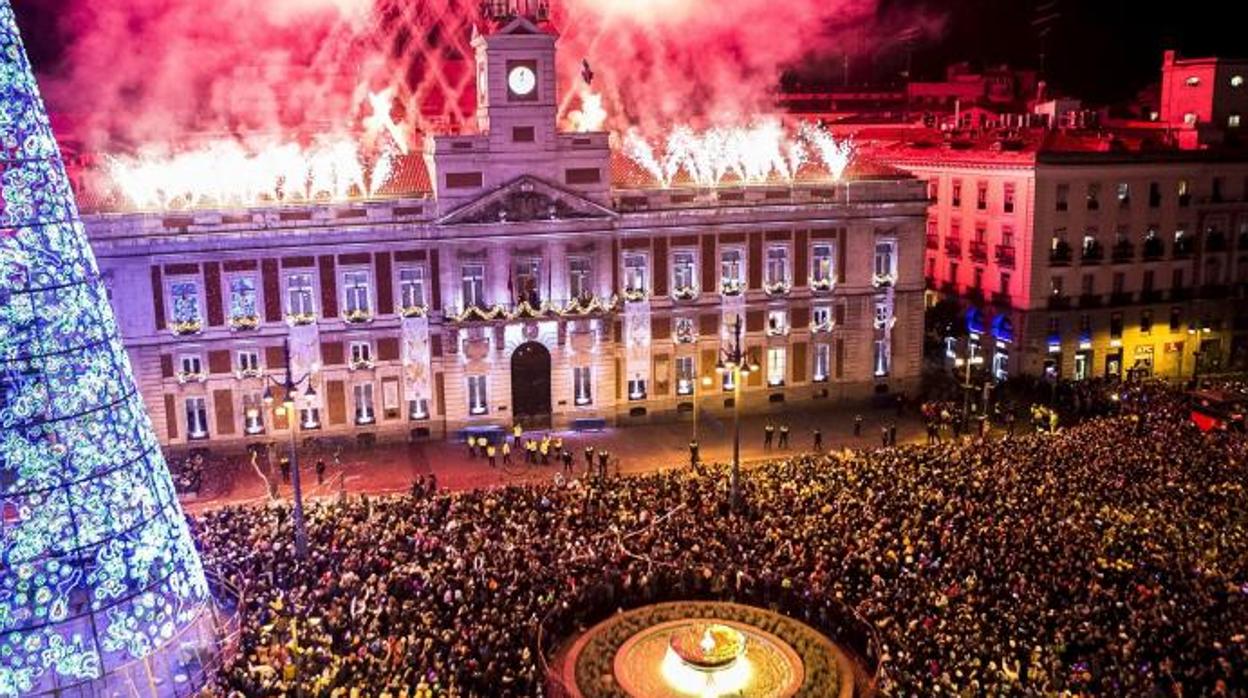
top-left (508, 65), bottom-right (537, 97)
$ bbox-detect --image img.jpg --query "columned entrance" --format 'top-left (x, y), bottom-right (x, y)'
top-left (511, 341), bottom-right (552, 426)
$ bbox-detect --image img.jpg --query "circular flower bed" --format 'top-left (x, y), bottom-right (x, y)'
top-left (559, 601), bottom-right (857, 698)
top-left (668, 623), bottom-right (745, 669)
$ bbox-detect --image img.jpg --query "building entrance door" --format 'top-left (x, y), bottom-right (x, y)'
top-left (511, 341), bottom-right (552, 427)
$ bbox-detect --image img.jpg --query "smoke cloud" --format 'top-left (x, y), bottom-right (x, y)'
top-left (37, 0), bottom-right (939, 152)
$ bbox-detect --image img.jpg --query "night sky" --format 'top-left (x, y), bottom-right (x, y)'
top-left (12, 0), bottom-right (1244, 107)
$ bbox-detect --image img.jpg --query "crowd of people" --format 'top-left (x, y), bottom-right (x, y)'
top-left (192, 381), bottom-right (1247, 697)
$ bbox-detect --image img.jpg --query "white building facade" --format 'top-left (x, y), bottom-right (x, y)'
top-left (82, 15), bottom-right (928, 447)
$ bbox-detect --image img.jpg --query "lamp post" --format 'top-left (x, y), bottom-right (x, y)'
top-left (714, 315), bottom-right (759, 513)
top-left (262, 339), bottom-right (317, 559)
top-left (1186, 321), bottom-right (1215, 386)
top-left (692, 374), bottom-right (714, 445)
top-left (954, 335), bottom-right (982, 418)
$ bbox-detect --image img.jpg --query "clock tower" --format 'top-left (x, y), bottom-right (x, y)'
top-left (472, 6), bottom-right (559, 148)
top-left (425, 0), bottom-right (610, 212)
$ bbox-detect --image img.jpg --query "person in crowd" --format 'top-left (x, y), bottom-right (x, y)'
top-left (486, 442), bottom-right (496, 469)
top-left (812, 427), bottom-right (823, 452)
top-left (501, 440), bottom-right (512, 467)
top-left (853, 414), bottom-right (863, 437)
top-left (192, 380), bottom-right (1247, 698)
top-left (315, 458), bottom-right (326, 486)
top-left (689, 439), bottom-right (699, 467)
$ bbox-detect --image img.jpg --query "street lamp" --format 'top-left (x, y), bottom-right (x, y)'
top-left (953, 334), bottom-right (984, 418)
top-left (261, 339), bottom-right (317, 559)
top-left (692, 374), bottom-right (714, 448)
top-left (714, 315), bottom-right (759, 512)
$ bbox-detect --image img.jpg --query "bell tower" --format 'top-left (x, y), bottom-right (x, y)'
top-left (473, 0), bottom-right (559, 149)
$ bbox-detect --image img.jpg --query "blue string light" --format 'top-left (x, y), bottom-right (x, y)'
top-left (1, 3), bottom-right (212, 694)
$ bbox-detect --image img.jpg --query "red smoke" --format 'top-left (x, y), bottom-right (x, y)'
top-left (39, 0), bottom-right (938, 152)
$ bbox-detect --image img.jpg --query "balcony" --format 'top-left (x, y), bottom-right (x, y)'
top-left (1111, 241), bottom-right (1134, 264)
top-left (994, 245), bottom-right (1016, 269)
top-left (1139, 289), bottom-right (1162, 304)
top-left (944, 237), bottom-right (962, 256)
top-left (990, 291), bottom-right (1012, 307)
top-left (939, 281), bottom-right (957, 295)
top-left (1205, 231), bottom-right (1228, 253)
top-left (1047, 295), bottom-right (1072, 310)
top-left (969, 240), bottom-right (988, 263)
top-left (1109, 291), bottom-right (1134, 306)
top-left (1142, 238), bottom-right (1165, 261)
top-left (966, 287), bottom-right (985, 304)
top-left (1170, 287), bottom-right (1192, 301)
top-left (1078, 293), bottom-right (1102, 308)
top-left (1049, 242), bottom-right (1072, 266)
top-left (925, 234), bottom-right (939, 250)
top-left (1080, 242), bottom-right (1104, 264)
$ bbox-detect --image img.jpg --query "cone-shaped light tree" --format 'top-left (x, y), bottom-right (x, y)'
top-left (1, 3), bottom-right (217, 695)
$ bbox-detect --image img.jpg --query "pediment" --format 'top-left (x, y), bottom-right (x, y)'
top-left (437, 175), bottom-right (617, 226)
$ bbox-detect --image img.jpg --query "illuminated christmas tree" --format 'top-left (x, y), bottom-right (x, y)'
top-left (1, 3), bottom-right (217, 695)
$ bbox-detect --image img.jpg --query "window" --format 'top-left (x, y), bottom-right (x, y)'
top-left (170, 280), bottom-right (201, 325)
top-left (720, 249), bottom-right (744, 292)
top-left (674, 316), bottom-right (696, 343)
top-left (1116, 182), bottom-right (1130, 207)
top-left (461, 263), bottom-right (486, 308)
top-left (301, 402), bottom-right (322, 430)
top-left (514, 257), bottom-right (541, 305)
top-left (976, 181), bottom-right (988, 210)
top-left (1081, 273), bottom-right (1094, 295)
top-left (1001, 227), bottom-right (1015, 248)
top-left (512, 126), bottom-right (535, 142)
top-left (949, 260), bottom-right (959, 285)
top-left (1213, 177), bottom-right (1225, 202)
top-left (766, 347), bottom-right (786, 387)
top-left (873, 340), bottom-right (890, 377)
top-left (973, 267), bottom-right (984, 290)
top-left (445, 171), bottom-right (483, 189)
top-left (675, 356), bottom-right (695, 396)
top-left (1086, 182), bottom-right (1100, 211)
top-left (873, 240), bottom-right (897, 282)
top-left (349, 341), bottom-right (373, 368)
top-left (568, 257), bottom-right (592, 300)
top-left (623, 253), bottom-right (648, 294)
top-left (811, 243), bottom-right (835, 286)
top-left (813, 344), bottom-right (830, 382)
top-left (812, 305), bottom-right (833, 330)
top-left (573, 366), bottom-right (592, 405)
top-left (409, 395), bottom-right (430, 420)
top-left (1112, 272), bottom-right (1125, 295)
top-left (765, 246), bottom-right (789, 286)
top-left (1140, 309), bottom-right (1153, 334)
top-left (229, 277), bottom-right (258, 322)
top-left (1170, 307), bottom-right (1182, 332)
top-left (1003, 183), bottom-right (1015, 213)
top-left (874, 298), bottom-right (891, 328)
top-left (1143, 270), bottom-right (1155, 292)
top-left (1178, 179), bottom-right (1191, 206)
top-left (354, 383), bottom-right (376, 424)
top-left (767, 309), bottom-right (788, 335)
top-left (628, 376), bottom-right (647, 400)
top-left (243, 393), bottom-right (265, 435)
top-left (398, 267), bottom-right (426, 311)
top-left (186, 397), bottom-right (209, 440)
top-left (342, 270), bottom-right (372, 316)
top-left (928, 179), bottom-right (938, 201)
top-left (177, 355), bottom-right (201, 376)
top-left (1055, 183), bottom-right (1069, 212)
top-left (237, 350), bottom-right (260, 375)
top-left (286, 273), bottom-right (315, 317)
top-left (672, 250), bottom-right (697, 293)
top-left (951, 180), bottom-right (962, 207)
top-left (1110, 313), bottom-right (1123, 340)
top-left (1172, 268), bottom-right (1185, 290)
top-left (1231, 113), bottom-right (1242, 129)
top-left (1149, 181), bottom-right (1162, 207)
top-left (565, 168), bottom-right (602, 185)
top-left (1051, 276), bottom-right (1064, 296)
